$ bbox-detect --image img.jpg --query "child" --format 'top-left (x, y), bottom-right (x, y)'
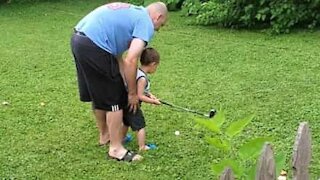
top-left (122, 47), bottom-right (161, 151)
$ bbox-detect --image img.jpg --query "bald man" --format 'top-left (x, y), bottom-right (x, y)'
top-left (70, 2), bottom-right (167, 162)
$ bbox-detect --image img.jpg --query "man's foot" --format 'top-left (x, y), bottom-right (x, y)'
top-left (98, 140), bottom-right (110, 147)
top-left (99, 133), bottom-right (110, 146)
top-left (99, 138), bottom-right (110, 146)
top-left (108, 150), bottom-right (143, 162)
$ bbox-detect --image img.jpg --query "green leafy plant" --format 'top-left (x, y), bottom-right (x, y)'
top-left (161, 0), bottom-right (185, 11)
top-left (128, 0), bottom-right (144, 6)
top-left (181, 0), bottom-right (209, 16)
top-left (195, 110), bottom-right (272, 178)
top-left (181, 0), bottom-right (320, 33)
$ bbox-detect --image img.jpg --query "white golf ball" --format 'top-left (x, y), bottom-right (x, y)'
top-left (174, 131), bottom-right (180, 136)
top-left (2, 101), bottom-right (9, 105)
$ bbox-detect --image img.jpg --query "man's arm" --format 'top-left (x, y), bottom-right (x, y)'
top-left (123, 38), bottom-right (145, 113)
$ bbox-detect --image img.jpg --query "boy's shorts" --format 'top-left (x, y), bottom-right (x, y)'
top-left (71, 32), bottom-right (127, 111)
top-left (123, 107), bottom-right (146, 131)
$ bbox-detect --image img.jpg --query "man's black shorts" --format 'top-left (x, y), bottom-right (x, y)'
top-left (123, 107), bottom-right (146, 131)
top-left (71, 32), bottom-right (127, 111)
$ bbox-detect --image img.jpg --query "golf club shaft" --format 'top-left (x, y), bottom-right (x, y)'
top-left (160, 100), bottom-right (208, 117)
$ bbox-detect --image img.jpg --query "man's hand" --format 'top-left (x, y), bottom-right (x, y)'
top-left (128, 93), bottom-right (139, 113)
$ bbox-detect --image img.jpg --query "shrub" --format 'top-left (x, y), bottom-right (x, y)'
top-left (195, 110), bottom-right (286, 178)
top-left (183, 0), bottom-right (320, 33)
top-left (161, 0), bottom-right (186, 11)
top-left (128, 0), bottom-right (144, 6)
top-left (0, 0), bottom-right (62, 4)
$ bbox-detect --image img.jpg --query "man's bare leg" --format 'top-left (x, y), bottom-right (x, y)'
top-left (94, 109), bottom-right (109, 145)
top-left (107, 110), bottom-right (142, 161)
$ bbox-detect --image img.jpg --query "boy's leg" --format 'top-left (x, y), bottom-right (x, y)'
top-left (129, 108), bottom-right (147, 150)
top-left (94, 108), bottom-right (109, 145)
top-left (136, 128), bottom-right (148, 151)
top-left (121, 125), bottom-right (129, 141)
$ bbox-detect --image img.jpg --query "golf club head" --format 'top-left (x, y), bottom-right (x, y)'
top-left (208, 109), bottom-right (216, 118)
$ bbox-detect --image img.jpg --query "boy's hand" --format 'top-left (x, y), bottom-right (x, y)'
top-left (149, 94), bottom-right (157, 100)
top-left (152, 99), bottom-right (161, 105)
top-left (145, 93), bottom-right (161, 105)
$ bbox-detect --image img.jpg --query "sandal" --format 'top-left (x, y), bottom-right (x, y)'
top-left (108, 150), bottom-right (142, 162)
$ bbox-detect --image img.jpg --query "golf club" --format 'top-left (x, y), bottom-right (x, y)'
top-left (160, 100), bottom-right (216, 118)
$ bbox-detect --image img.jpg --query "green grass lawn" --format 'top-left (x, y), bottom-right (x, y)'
top-left (1, 0), bottom-right (320, 179)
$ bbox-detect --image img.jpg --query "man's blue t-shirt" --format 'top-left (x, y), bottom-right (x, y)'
top-left (75, 2), bottom-right (154, 56)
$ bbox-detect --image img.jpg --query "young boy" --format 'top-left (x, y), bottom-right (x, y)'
top-left (122, 47), bottom-right (161, 151)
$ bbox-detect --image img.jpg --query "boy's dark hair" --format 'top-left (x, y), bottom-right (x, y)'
top-left (140, 47), bottom-right (160, 65)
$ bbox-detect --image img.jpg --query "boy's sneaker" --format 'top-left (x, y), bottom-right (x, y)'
top-left (123, 134), bottom-right (133, 144)
top-left (146, 143), bottom-right (157, 150)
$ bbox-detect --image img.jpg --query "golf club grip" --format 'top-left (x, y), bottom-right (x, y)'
top-left (159, 100), bottom-right (173, 107)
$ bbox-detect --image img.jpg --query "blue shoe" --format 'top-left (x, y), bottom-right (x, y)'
top-left (123, 134), bottom-right (133, 144)
top-left (146, 143), bottom-right (157, 150)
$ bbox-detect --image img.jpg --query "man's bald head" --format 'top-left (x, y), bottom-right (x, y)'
top-left (147, 2), bottom-right (168, 16)
top-left (147, 2), bottom-right (168, 31)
